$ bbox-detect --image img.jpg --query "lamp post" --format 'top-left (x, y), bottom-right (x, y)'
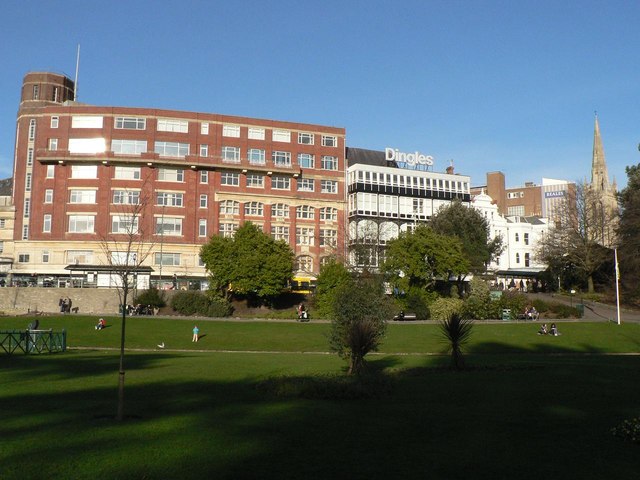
top-left (158, 205), bottom-right (165, 288)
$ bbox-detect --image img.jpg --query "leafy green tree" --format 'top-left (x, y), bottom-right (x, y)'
top-left (329, 276), bottom-right (393, 375)
top-left (430, 199), bottom-right (503, 274)
top-left (199, 222), bottom-right (295, 303)
top-left (616, 164), bottom-right (640, 305)
top-left (382, 224), bottom-right (469, 293)
top-left (314, 259), bottom-right (353, 318)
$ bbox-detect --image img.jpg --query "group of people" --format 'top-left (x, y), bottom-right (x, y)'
top-left (124, 304), bottom-right (156, 316)
top-left (524, 305), bottom-right (539, 320)
top-left (538, 323), bottom-right (560, 336)
top-left (58, 297), bottom-right (73, 313)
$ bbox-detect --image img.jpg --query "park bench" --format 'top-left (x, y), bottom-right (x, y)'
top-left (393, 312), bottom-right (417, 321)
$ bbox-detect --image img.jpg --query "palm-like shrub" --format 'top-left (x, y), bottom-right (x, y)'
top-left (439, 313), bottom-right (473, 370)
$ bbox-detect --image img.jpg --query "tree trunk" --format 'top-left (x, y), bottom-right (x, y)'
top-left (587, 275), bottom-right (595, 294)
top-left (349, 353), bottom-right (364, 376)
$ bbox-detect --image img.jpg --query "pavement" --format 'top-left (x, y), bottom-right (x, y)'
top-left (524, 292), bottom-right (640, 323)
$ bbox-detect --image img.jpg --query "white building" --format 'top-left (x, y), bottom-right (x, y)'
top-left (472, 190), bottom-right (549, 290)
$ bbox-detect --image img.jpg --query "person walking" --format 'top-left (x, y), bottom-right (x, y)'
top-left (192, 325), bottom-right (199, 342)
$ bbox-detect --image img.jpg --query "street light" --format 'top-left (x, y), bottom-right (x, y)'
top-left (570, 289), bottom-right (576, 307)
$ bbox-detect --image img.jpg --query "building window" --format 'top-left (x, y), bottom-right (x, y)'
top-left (220, 200), bottom-right (240, 215)
top-left (28, 119), bottom-right (36, 140)
top-left (200, 144), bottom-right (208, 157)
top-left (46, 165), bottom-right (55, 179)
top-left (71, 165), bottom-right (98, 179)
top-left (112, 190), bottom-right (140, 205)
top-left (525, 253), bottom-right (530, 267)
top-left (18, 254), bottom-right (30, 263)
top-left (219, 223), bottom-right (238, 238)
top-left (27, 148), bottom-right (34, 166)
top-left (51, 116), bottom-right (59, 128)
top-left (111, 215), bottom-right (139, 234)
top-left (298, 132), bottom-right (314, 145)
top-left (246, 174), bottom-right (264, 188)
top-left (33, 85), bottom-right (39, 100)
top-left (201, 123), bottom-right (209, 135)
top-left (199, 219), bottom-right (207, 237)
top-left (221, 172), bottom-right (239, 186)
top-left (22, 225), bottom-right (29, 240)
top-left (111, 139), bottom-right (147, 155)
top-left (157, 118), bottom-right (188, 133)
top-left (271, 225), bottom-right (289, 242)
top-left (271, 203), bottom-right (289, 218)
top-left (272, 176), bottom-right (290, 190)
top-left (248, 127), bottom-right (265, 140)
top-left (115, 117), bottom-right (146, 130)
top-left (155, 217), bottom-right (182, 235)
top-left (154, 253), bottom-right (181, 266)
top-left (43, 214), bottom-right (52, 233)
top-left (156, 192), bottom-right (184, 207)
top-left (53, 87), bottom-right (59, 102)
top-left (321, 180), bottom-right (338, 194)
top-left (222, 146), bottom-right (241, 163)
top-left (272, 151), bottom-right (291, 167)
top-left (245, 201), bottom-right (264, 216)
top-left (321, 155), bottom-right (338, 170)
top-left (158, 168), bottom-right (184, 182)
top-left (41, 250), bottom-right (50, 263)
top-left (0, 219), bottom-right (5, 228)
top-left (155, 141), bottom-right (189, 157)
top-left (298, 153), bottom-right (314, 168)
top-left (198, 194), bottom-right (207, 208)
top-left (321, 135), bottom-right (337, 147)
top-left (72, 116), bottom-right (104, 129)
top-left (223, 125), bottom-right (241, 137)
top-left (114, 166), bottom-right (141, 180)
top-left (272, 130), bottom-right (290, 143)
top-left (66, 250), bottom-right (93, 264)
top-left (68, 215), bottom-right (95, 233)
top-left (0, 241), bottom-right (3, 253)
top-left (248, 148), bottom-right (265, 165)
top-left (296, 255), bottom-right (313, 272)
top-left (296, 227), bottom-right (315, 246)
top-left (320, 207), bottom-right (338, 221)
top-left (70, 190), bottom-right (97, 204)
top-left (68, 138), bottom-right (106, 154)
top-left (515, 233), bottom-right (520, 242)
top-left (298, 178), bottom-right (314, 192)
top-left (296, 205), bottom-right (315, 219)
top-left (25, 173), bottom-right (32, 191)
top-left (48, 138), bottom-right (58, 151)
top-left (320, 229), bottom-right (337, 248)
top-left (23, 199), bottom-right (30, 217)
top-left (200, 171), bottom-right (209, 184)
top-left (44, 189), bottom-right (53, 203)
top-left (524, 233), bottom-right (529, 245)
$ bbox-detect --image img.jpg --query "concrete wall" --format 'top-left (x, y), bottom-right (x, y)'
top-left (0, 287), bottom-right (163, 315)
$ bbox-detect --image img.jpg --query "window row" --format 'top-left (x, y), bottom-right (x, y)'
top-left (49, 116), bottom-right (339, 148)
top-left (219, 201), bottom-right (338, 220)
top-left (350, 170), bottom-right (469, 194)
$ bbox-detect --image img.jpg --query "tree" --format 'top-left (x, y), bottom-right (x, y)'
top-left (200, 222), bottom-right (295, 303)
top-left (328, 275), bottom-right (393, 375)
top-left (439, 313), bottom-right (473, 370)
top-left (381, 224), bottom-right (470, 293)
top-left (616, 164), bottom-right (640, 304)
top-left (99, 187), bottom-right (155, 421)
top-left (430, 200), bottom-right (503, 274)
top-left (536, 180), bottom-right (615, 293)
top-left (314, 259), bottom-right (353, 318)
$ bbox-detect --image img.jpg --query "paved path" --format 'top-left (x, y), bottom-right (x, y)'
top-left (525, 292), bottom-right (640, 323)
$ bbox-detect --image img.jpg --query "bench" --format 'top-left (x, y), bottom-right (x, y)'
top-left (393, 312), bottom-right (417, 321)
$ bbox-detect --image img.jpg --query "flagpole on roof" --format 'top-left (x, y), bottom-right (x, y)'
top-left (74, 44), bottom-right (80, 101)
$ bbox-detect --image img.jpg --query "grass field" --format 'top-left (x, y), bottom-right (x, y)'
top-left (1, 315), bottom-right (639, 479)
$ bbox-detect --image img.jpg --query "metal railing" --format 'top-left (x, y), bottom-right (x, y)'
top-left (0, 329), bottom-right (66, 355)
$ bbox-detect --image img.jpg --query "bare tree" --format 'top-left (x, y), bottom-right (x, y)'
top-left (100, 186), bottom-right (155, 421)
top-left (536, 180), bottom-right (616, 293)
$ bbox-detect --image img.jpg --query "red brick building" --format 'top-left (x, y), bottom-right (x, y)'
top-left (10, 72), bottom-right (346, 288)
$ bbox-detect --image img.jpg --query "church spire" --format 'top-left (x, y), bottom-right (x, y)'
top-left (591, 113), bottom-right (611, 193)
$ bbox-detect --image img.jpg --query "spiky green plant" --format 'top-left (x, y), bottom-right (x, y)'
top-left (439, 313), bottom-right (473, 370)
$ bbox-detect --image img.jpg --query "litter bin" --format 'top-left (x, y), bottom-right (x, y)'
top-left (502, 308), bottom-right (511, 321)
top-left (575, 303), bottom-right (584, 318)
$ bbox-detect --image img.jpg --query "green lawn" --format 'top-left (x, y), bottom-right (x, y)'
top-left (1, 316), bottom-right (639, 479)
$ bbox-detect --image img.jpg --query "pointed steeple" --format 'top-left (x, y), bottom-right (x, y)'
top-left (591, 113), bottom-right (611, 193)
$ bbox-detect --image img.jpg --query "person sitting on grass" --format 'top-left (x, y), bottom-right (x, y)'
top-left (538, 323), bottom-right (548, 335)
top-left (95, 318), bottom-right (106, 330)
top-left (550, 323), bottom-right (560, 336)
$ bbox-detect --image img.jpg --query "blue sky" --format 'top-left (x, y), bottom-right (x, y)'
top-left (1, 0), bottom-right (639, 189)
